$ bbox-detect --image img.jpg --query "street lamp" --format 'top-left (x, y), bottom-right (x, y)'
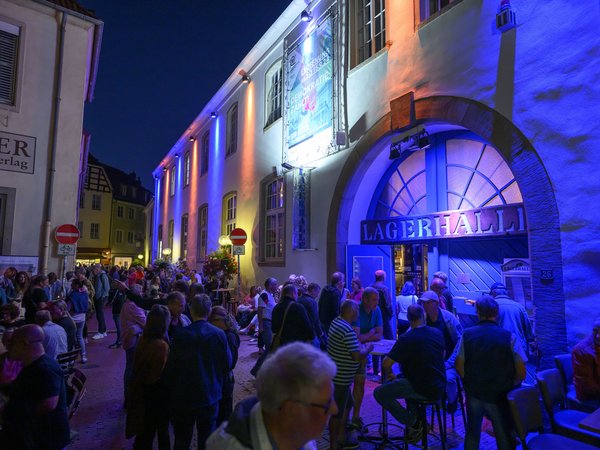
top-left (218, 235), bottom-right (232, 247)
top-left (162, 248), bottom-right (172, 261)
top-left (137, 254), bottom-right (144, 260)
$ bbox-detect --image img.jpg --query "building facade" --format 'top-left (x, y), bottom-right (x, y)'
top-left (78, 154), bottom-right (152, 267)
top-left (152, 0), bottom-right (600, 364)
top-left (0, 0), bottom-right (102, 274)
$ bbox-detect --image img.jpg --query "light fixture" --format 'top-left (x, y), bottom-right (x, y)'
top-left (162, 248), bottom-right (172, 256)
top-left (281, 162), bottom-right (294, 171)
top-left (218, 235), bottom-right (232, 246)
top-left (175, 153), bottom-right (180, 159)
top-left (189, 136), bottom-right (195, 142)
top-left (210, 111), bottom-right (217, 118)
top-left (389, 129), bottom-right (431, 160)
top-left (162, 167), bottom-right (167, 172)
top-left (137, 254), bottom-right (144, 260)
top-left (241, 74), bottom-right (250, 83)
top-left (301, 9), bottom-right (312, 22)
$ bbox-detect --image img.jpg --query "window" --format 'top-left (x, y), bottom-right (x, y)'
top-left (117, 206), bottom-right (124, 218)
top-left (127, 231), bottom-right (134, 245)
top-left (0, 21), bottom-right (20, 106)
top-left (128, 207), bottom-right (135, 220)
top-left (183, 151), bottom-right (190, 187)
top-left (417, 0), bottom-right (457, 23)
top-left (223, 193), bottom-right (237, 237)
top-left (77, 222), bottom-right (83, 235)
top-left (263, 177), bottom-right (285, 261)
top-left (226, 103), bottom-right (238, 157)
top-left (265, 62), bottom-right (282, 127)
top-left (115, 229), bottom-right (123, 244)
top-left (79, 191), bottom-right (85, 208)
top-left (201, 131), bottom-right (209, 175)
top-left (92, 194), bottom-right (101, 210)
top-left (181, 214), bottom-right (188, 258)
top-left (168, 220), bottom-right (174, 252)
top-left (90, 223), bottom-right (99, 239)
top-left (197, 204), bottom-right (208, 259)
top-left (157, 224), bottom-right (163, 256)
top-left (353, 0), bottom-right (386, 66)
top-left (169, 166), bottom-right (176, 196)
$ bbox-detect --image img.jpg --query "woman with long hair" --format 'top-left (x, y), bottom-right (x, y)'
top-left (126, 304), bottom-right (171, 450)
top-left (13, 271), bottom-right (29, 301)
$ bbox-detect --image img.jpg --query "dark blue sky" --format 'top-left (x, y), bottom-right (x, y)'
top-left (81, 1), bottom-right (291, 190)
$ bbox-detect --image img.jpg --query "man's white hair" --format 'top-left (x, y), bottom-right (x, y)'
top-left (256, 342), bottom-right (336, 414)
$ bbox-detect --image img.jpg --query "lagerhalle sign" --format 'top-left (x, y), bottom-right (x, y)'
top-left (0, 131), bottom-right (36, 174)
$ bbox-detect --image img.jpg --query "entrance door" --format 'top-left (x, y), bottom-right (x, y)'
top-left (346, 245), bottom-right (396, 333)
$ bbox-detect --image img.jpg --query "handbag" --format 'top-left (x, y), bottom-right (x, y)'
top-left (269, 302), bottom-right (293, 354)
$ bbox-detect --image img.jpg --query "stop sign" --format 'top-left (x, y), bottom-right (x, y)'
top-left (55, 224), bottom-right (80, 244)
top-left (229, 228), bottom-right (247, 246)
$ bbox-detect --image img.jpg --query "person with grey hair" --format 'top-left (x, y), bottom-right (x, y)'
top-left (166, 293), bottom-right (232, 450)
top-left (207, 342), bottom-right (337, 450)
top-left (35, 309), bottom-right (67, 359)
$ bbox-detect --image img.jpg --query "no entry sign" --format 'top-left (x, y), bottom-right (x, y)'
top-left (229, 228), bottom-right (247, 246)
top-left (55, 224), bottom-right (80, 244)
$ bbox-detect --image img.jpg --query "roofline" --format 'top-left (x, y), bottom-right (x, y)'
top-left (153, 0), bottom-right (309, 175)
top-left (32, 0), bottom-right (104, 102)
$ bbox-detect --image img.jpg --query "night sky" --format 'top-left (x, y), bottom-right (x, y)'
top-left (81, 1), bottom-right (291, 191)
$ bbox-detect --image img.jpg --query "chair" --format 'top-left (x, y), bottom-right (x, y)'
top-left (409, 398), bottom-right (446, 450)
top-left (67, 368), bottom-right (87, 420)
top-left (507, 386), bottom-right (597, 450)
top-left (56, 349), bottom-right (81, 376)
top-left (536, 369), bottom-right (600, 446)
top-left (554, 354), bottom-right (597, 413)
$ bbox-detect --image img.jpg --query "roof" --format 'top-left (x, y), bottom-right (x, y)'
top-left (88, 154), bottom-right (153, 206)
top-left (45, 0), bottom-right (98, 19)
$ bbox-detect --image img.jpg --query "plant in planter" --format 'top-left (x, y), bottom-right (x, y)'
top-left (203, 249), bottom-right (238, 287)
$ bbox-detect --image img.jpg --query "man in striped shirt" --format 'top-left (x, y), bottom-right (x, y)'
top-left (327, 300), bottom-right (373, 450)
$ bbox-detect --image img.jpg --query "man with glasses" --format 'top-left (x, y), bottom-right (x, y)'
top-left (207, 342), bottom-right (337, 450)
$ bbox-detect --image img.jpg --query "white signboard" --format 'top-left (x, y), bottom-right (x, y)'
top-left (232, 245), bottom-right (245, 255)
top-left (57, 243), bottom-right (76, 255)
top-left (0, 131), bottom-right (37, 174)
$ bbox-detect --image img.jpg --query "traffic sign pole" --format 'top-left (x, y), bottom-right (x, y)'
top-left (229, 228), bottom-right (247, 304)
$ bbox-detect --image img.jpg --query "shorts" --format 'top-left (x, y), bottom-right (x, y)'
top-left (333, 383), bottom-right (354, 418)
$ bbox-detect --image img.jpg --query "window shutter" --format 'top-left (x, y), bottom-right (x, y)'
top-left (0, 28), bottom-right (19, 105)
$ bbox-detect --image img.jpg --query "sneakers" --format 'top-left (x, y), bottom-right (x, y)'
top-left (92, 332), bottom-right (107, 340)
top-left (80, 356), bottom-right (88, 364)
top-left (349, 417), bottom-right (368, 434)
top-left (108, 342), bottom-right (121, 349)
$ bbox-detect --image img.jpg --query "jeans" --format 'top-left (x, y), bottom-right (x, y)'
top-left (75, 320), bottom-right (86, 359)
top-left (446, 367), bottom-right (458, 404)
top-left (94, 296), bottom-right (107, 333)
top-left (251, 319), bottom-right (273, 376)
top-left (113, 313), bottom-right (121, 343)
top-left (464, 395), bottom-right (513, 450)
top-left (172, 402), bottom-right (218, 450)
top-left (373, 377), bottom-right (430, 427)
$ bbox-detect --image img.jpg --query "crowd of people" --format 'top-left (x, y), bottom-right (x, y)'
top-left (0, 263), bottom-right (598, 450)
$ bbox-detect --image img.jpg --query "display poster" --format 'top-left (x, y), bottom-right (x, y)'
top-left (286, 19), bottom-right (333, 150)
top-left (0, 131), bottom-right (36, 174)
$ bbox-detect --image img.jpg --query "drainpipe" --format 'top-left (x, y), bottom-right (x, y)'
top-left (41, 11), bottom-right (67, 275)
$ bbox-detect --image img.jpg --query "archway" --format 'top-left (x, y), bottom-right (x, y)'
top-left (327, 95), bottom-right (566, 366)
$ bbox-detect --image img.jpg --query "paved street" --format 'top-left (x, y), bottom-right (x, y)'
top-left (68, 311), bottom-right (497, 449)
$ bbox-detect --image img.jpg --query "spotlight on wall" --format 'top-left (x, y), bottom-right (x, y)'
top-left (241, 74), bottom-right (250, 83)
top-left (210, 111), bottom-right (217, 118)
top-left (389, 128), bottom-right (431, 160)
top-left (162, 167), bottom-right (167, 172)
top-left (175, 154), bottom-right (180, 159)
top-left (281, 162), bottom-right (294, 171)
top-left (301, 9), bottom-right (312, 22)
top-left (189, 136), bottom-right (195, 142)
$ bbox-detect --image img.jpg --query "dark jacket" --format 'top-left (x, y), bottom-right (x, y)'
top-left (272, 297), bottom-right (315, 346)
top-left (165, 319), bottom-right (232, 411)
top-left (298, 294), bottom-right (323, 338)
top-left (318, 285), bottom-right (342, 329)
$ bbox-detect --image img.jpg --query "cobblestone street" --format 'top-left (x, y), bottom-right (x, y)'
top-left (68, 312), bottom-right (497, 449)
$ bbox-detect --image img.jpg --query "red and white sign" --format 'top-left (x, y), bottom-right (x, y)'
top-left (229, 228), bottom-right (247, 246)
top-left (55, 224), bottom-right (80, 244)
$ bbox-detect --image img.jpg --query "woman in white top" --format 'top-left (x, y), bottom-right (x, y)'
top-left (396, 281), bottom-right (417, 336)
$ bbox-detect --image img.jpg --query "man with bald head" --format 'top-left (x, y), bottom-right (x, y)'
top-left (430, 277), bottom-right (448, 311)
top-left (1, 324), bottom-right (70, 449)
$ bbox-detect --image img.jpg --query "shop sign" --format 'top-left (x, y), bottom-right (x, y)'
top-left (0, 131), bottom-right (36, 174)
top-left (361, 204), bottom-right (526, 245)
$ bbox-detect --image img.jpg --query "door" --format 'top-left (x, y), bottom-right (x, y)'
top-left (346, 244), bottom-right (396, 334)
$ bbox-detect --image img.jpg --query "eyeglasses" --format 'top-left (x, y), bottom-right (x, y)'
top-left (288, 396), bottom-right (335, 414)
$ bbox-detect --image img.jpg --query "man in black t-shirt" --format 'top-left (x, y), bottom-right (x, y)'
top-left (373, 304), bottom-right (446, 442)
top-left (1, 324), bottom-right (70, 450)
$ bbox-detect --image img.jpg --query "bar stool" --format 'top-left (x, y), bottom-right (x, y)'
top-left (407, 398), bottom-right (446, 450)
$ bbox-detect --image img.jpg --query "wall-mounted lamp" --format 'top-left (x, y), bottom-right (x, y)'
top-left (496, 0), bottom-right (516, 32)
top-left (137, 254), bottom-right (144, 260)
top-left (162, 248), bottom-right (172, 256)
top-left (210, 111), bottom-right (218, 118)
top-left (162, 167), bottom-right (167, 172)
top-left (389, 128), bottom-right (431, 160)
top-left (189, 136), bottom-right (195, 142)
top-left (175, 154), bottom-right (180, 159)
top-left (241, 74), bottom-right (250, 84)
top-left (301, 9), bottom-right (312, 22)
top-left (218, 235), bottom-right (232, 246)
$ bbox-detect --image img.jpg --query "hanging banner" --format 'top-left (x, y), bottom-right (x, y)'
top-left (286, 18), bottom-right (333, 150)
top-left (361, 204), bottom-right (527, 244)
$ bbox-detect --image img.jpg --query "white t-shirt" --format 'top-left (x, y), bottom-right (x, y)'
top-left (257, 291), bottom-right (276, 320)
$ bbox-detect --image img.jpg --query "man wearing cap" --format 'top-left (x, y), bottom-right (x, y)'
top-left (419, 290), bottom-right (462, 413)
top-left (490, 282), bottom-right (534, 368)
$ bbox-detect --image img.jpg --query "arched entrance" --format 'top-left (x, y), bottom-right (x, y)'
top-left (327, 95), bottom-right (566, 366)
